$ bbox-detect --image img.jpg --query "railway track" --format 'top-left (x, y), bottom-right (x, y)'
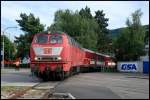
top-left (8, 79), bottom-right (74, 99)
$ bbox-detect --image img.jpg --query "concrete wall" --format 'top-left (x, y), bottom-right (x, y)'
top-left (140, 55), bottom-right (149, 61)
top-left (117, 55), bottom-right (149, 73)
top-left (138, 61), bottom-right (143, 73)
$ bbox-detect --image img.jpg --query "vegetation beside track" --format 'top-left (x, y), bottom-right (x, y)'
top-left (1, 86), bottom-right (30, 99)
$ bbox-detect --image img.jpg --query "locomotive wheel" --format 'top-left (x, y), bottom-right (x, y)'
top-left (41, 73), bottom-right (47, 81)
top-left (58, 71), bottom-right (64, 81)
top-left (52, 72), bottom-right (56, 81)
top-left (70, 68), bottom-right (73, 76)
top-left (42, 71), bottom-right (50, 81)
top-left (64, 71), bottom-right (71, 78)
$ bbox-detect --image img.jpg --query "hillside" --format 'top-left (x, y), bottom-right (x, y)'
top-left (109, 25), bottom-right (149, 39)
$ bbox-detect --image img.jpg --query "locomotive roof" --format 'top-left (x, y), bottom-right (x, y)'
top-left (83, 48), bottom-right (111, 57)
top-left (83, 48), bottom-right (95, 53)
top-left (37, 31), bottom-right (66, 35)
top-left (36, 31), bottom-right (75, 39)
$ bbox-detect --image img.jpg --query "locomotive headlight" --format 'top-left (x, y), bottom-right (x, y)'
top-left (57, 57), bottom-right (61, 60)
top-left (34, 57), bottom-right (38, 60)
top-left (108, 62), bottom-right (112, 66)
top-left (112, 62), bottom-right (116, 66)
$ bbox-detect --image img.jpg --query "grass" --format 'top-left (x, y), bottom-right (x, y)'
top-left (1, 86), bottom-right (31, 99)
top-left (1, 86), bottom-right (30, 92)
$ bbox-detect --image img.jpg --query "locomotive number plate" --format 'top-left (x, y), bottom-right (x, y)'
top-left (43, 48), bottom-right (52, 54)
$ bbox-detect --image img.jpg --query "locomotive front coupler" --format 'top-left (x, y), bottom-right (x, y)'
top-left (45, 65), bottom-right (51, 72)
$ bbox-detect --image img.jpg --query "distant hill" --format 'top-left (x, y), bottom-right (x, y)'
top-left (109, 25), bottom-right (149, 39)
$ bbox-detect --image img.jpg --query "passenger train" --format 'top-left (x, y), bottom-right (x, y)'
top-left (30, 31), bottom-right (116, 80)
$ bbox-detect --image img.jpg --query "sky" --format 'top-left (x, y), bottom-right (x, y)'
top-left (1, 1), bottom-right (149, 42)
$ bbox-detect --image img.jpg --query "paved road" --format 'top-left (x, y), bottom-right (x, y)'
top-left (55, 72), bottom-right (149, 99)
top-left (1, 68), bottom-right (42, 86)
top-left (1, 68), bottom-right (149, 99)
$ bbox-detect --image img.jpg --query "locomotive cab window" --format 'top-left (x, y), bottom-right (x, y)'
top-left (50, 35), bottom-right (62, 44)
top-left (36, 35), bottom-right (48, 44)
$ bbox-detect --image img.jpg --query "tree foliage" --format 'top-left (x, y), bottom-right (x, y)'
top-left (48, 9), bottom-right (98, 51)
top-left (79, 6), bottom-right (93, 19)
top-left (15, 13), bottom-right (45, 58)
top-left (143, 25), bottom-right (149, 44)
top-left (114, 9), bottom-right (145, 61)
top-left (94, 10), bottom-right (110, 53)
top-left (1, 35), bottom-right (16, 60)
top-left (48, 7), bottom-right (109, 52)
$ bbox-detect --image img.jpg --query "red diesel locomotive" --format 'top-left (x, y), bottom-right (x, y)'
top-left (30, 31), bottom-right (116, 80)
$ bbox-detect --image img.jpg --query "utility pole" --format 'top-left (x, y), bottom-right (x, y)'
top-left (2, 26), bottom-right (17, 69)
top-left (8, 32), bottom-right (11, 68)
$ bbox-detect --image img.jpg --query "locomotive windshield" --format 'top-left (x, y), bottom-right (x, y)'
top-left (50, 35), bottom-right (62, 44)
top-left (36, 35), bottom-right (48, 44)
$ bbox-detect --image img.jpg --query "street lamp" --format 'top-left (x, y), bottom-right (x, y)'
top-left (2, 26), bottom-right (18, 69)
top-left (5, 32), bottom-right (11, 68)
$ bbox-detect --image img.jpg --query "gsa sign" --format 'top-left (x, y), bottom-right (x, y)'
top-left (121, 64), bottom-right (137, 70)
top-left (118, 62), bottom-right (139, 72)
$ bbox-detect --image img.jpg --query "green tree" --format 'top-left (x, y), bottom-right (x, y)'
top-left (47, 9), bottom-right (98, 51)
top-left (143, 25), bottom-right (149, 44)
top-left (15, 13), bottom-right (45, 58)
top-left (79, 6), bottom-right (93, 19)
top-left (94, 10), bottom-right (110, 53)
top-left (114, 9), bottom-right (145, 61)
top-left (1, 35), bottom-right (16, 60)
